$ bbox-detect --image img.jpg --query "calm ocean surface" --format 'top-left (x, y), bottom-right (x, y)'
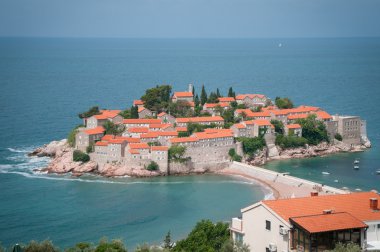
top-left (0, 37), bottom-right (380, 248)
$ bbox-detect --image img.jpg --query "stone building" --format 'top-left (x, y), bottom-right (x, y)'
top-left (175, 116), bottom-right (224, 128)
top-left (203, 102), bottom-right (230, 115)
top-left (138, 107), bottom-right (154, 118)
top-left (235, 94), bottom-right (268, 108)
top-left (133, 100), bottom-right (144, 109)
top-left (333, 115), bottom-right (362, 145)
top-left (123, 118), bottom-right (162, 128)
top-left (86, 110), bottom-right (123, 129)
top-left (75, 126), bottom-right (105, 152)
top-left (285, 124), bottom-right (302, 137)
top-left (157, 112), bottom-right (176, 124)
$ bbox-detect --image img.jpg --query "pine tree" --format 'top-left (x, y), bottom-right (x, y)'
top-left (200, 85), bottom-right (208, 105)
top-left (228, 87), bottom-right (235, 97)
top-left (163, 231), bottom-right (172, 249)
top-left (216, 88), bottom-right (221, 97)
top-left (192, 85), bottom-right (195, 95)
top-left (194, 94), bottom-right (200, 107)
top-left (131, 105), bottom-right (139, 118)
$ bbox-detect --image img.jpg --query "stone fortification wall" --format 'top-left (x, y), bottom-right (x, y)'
top-left (169, 160), bottom-right (230, 174)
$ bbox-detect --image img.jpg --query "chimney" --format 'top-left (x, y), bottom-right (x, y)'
top-left (370, 198), bottom-right (378, 210)
top-left (311, 192), bottom-right (319, 197)
top-left (323, 209), bottom-right (332, 214)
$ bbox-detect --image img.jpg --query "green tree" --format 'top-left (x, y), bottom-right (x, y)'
top-left (297, 114), bottom-right (329, 145)
top-left (103, 121), bottom-right (125, 136)
top-left (228, 87), bottom-right (235, 98)
top-left (275, 135), bottom-right (308, 149)
top-left (270, 119), bottom-right (284, 135)
top-left (141, 85), bottom-right (172, 112)
top-left (192, 85), bottom-right (195, 95)
top-left (73, 150), bottom-right (90, 162)
top-left (78, 106), bottom-right (100, 119)
top-left (23, 240), bottom-right (60, 252)
top-left (220, 240), bottom-right (250, 252)
top-left (94, 238), bottom-right (127, 252)
top-left (168, 145), bottom-right (188, 163)
top-left (131, 105), bottom-right (139, 119)
top-left (326, 242), bottom-right (361, 252)
top-left (86, 144), bottom-right (94, 154)
top-left (275, 97), bottom-right (294, 109)
top-left (194, 94), bottom-right (200, 107)
top-left (200, 85), bottom-right (208, 105)
top-left (119, 108), bottom-right (131, 119)
top-left (230, 101), bottom-right (238, 109)
top-left (237, 137), bottom-right (266, 157)
top-left (222, 108), bottom-right (236, 125)
top-left (173, 220), bottom-right (230, 252)
top-left (335, 133), bottom-right (343, 141)
top-left (168, 101), bottom-right (194, 118)
top-left (146, 161), bottom-right (159, 171)
top-left (216, 88), bottom-right (221, 97)
top-left (208, 92), bottom-right (219, 103)
top-left (163, 231), bottom-right (173, 249)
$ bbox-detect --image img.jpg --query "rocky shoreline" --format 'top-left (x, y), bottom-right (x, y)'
top-left (30, 139), bottom-right (371, 178)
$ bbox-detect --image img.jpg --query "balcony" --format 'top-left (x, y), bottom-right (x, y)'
top-left (230, 217), bottom-right (243, 233)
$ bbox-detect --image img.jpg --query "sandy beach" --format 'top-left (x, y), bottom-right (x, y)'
top-left (219, 162), bottom-right (348, 199)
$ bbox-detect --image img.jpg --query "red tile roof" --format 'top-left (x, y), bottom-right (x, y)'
top-left (158, 131), bottom-right (178, 137)
top-left (93, 110), bottom-right (121, 120)
top-left (176, 127), bottom-right (188, 132)
top-left (170, 137), bottom-right (198, 143)
top-left (316, 111), bottom-right (332, 120)
top-left (176, 116), bottom-right (224, 123)
top-left (128, 127), bottom-right (149, 133)
top-left (129, 143), bottom-right (150, 149)
top-left (140, 132), bottom-right (159, 138)
top-left (263, 192), bottom-right (380, 222)
top-left (157, 112), bottom-right (167, 117)
top-left (232, 123), bottom-right (246, 129)
top-left (246, 119), bottom-right (273, 127)
top-left (123, 119), bottom-right (161, 124)
top-left (133, 100), bottom-right (144, 106)
top-left (173, 92), bottom-right (193, 98)
top-left (128, 149), bottom-right (140, 154)
top-left (151, 146), bottom-right (169, 151)
top-left (95, 141), bottom-right (108, 146)
top-left (138, 107), bottom-right (147, 113)
top-left (236, 94), bottom-right (266, 100)
top-left (193, 131), bottom-right (233, 139)
top-left (204, 102), bottom-right (230, 108)
top-left (218, 97), bottom-right (235, 102)
top-left (286, 123), bottom-right (302, 129)
top-left (84, 126), bottom-right (105, 135)
top-left (288, 114), bottom-right (309, 120)
top-left (290, 212), bottom-right (367, 234)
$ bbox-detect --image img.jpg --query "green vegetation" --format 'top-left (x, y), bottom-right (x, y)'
top-left (237, 137), bottom-right (266, 157)
top-left (73, 150), bottom-right (90, 162)
top-left (220, 240), bottom-right (250, 252)
top-left (147, 142), bottom-right (161, 146)
top-left (119, 106), bottom-right (139, 119)
top-left (335, 133), bottom-right (343, 141)
top-left (275, 97), bottom-right (294, 109)
top-left (168, 145), bottom-right (188, 163)
top-left (207, 92), bottom-right (219, 103)
top-left (22, 240), bottom-right (59, 252)
top-left (227, 87), bottom-right (236, 98)
top-left (187, 123), bottom-right (217, 135)
top-left (326, 242), bottom-right (361, 252)
top-left (67, 125), bottom-right (83, 147)
top-left (275, 135), bottom-right (308, 149)
top-left (228, 148), bottom-right (242, 162)
top-left (163, 231), bottom-right (173, 249)
top-left (146, 161), bottom-right (159, 171)
top-left (173, 220), bottom-right (230, 252)
top-left (103, 121), bottom-right (125, 136)
top-left (168, 101), bottom-right (194, 118)
top-left (141, 85), bottom-right (172, 112)
top-left (78, 106), bottom-right (100, 119)
top-left (296, 114), bottom-right (329, 145)
top-left (200, 85), bottom-right (208, 105)
top-left (270, 119), bottom-right (284, 135)
top-left (86, 144), bottom-right (94, 154)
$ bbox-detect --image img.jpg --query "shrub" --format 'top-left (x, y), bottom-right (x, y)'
top-left (270, 119), bottom-right (284, 135)
top-left (237, 137), bottom-right (266, 157)
top-left (276, 135), bottom-right (308, 149)
top-left (146, 161), bottom-right (159, 171)
top-left (297, 114), bottom-right (329, 145)
top-left (228, 148), bottom-right (242, 162)
top-left (94, 238), bottom-right (127, 252)
top-left (232, 154), bottom-right (242, 162)
top-left (326, 242), bottom-right (361, 252)
top-left (67, 125), bottom-right (83, 147)
top-left (168, 145), bottom-right (188, 163)
top-left (86, 144), bottom-right (93, 154)
top-left (23, 240), bottom-right (59, 252)
top-left (335, 133), bottom-right (343, 141)
top-left (73, 150), bottom-right (90, 162)
top-left (78, 106), bottom-right (100, 119)
top-left (275, 97), bottom-right (294, 109)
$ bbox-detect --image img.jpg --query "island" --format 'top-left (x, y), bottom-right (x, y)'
top-left (30, 84), bottom-right (371, 179)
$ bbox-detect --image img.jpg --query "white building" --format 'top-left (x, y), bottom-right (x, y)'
top-left (231, 192), bottom-right (380, 252)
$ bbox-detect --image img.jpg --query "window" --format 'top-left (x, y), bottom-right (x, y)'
top-left (266, 248), bottom-right (270, 252)
top-left (266, 220), bottom-right (271, 231)
top-left (378, 224), bottom-right (380, 229)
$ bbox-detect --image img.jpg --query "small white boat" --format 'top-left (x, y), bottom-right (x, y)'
top-left (322, 172), bottom-right (330, 175)
top-left (376, 170), bottom-right (380, 175)
top-left (354, 159), bottom-right (360, 164)
top-left (334, 179), bottom-right (339, 183)
top-left (353, 165), bottom-right (360, 170)
top-left (355, 188), bottom-right (362, 192)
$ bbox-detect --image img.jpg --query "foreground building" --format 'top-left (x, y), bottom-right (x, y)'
top-left (231, 192), bottom-right (380, 252)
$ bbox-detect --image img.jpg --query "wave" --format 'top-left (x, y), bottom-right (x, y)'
top-left (7, 147), bottom-right (35, 153)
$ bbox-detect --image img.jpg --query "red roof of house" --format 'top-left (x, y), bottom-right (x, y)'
top-left (232, 123), bottom-right (246, 129)
top-left (101, 135), bottom-right (114, 141)
top-left (263, 192), bottom-right (380, 222)
top-left (140, 132), bottom-right (159, 138)
top-left (151, 146), bottom-right (169, 151)
top-left (128, 149), bottom-right (140, 154)
top-left (129, 143), bottom-right (150, 149)
top-left (128, 127), bottom-right (149, 133)
top-left (218, 97), bottom-right (235, 102)
top-left (133, 100), bottom-right (144, 106)
top-left (193, 131), bottom-right (233, 140)
top-left (170, 137), bottom-right (198, 143)
top-left (316, 111), bottom-right (332, 120)
top-left (290, 212), bottom-right (367, 234)
top-left (93, 110), bottom-right (121, 120)
top-left (95, 141), bottom-right (108, 146)
top-left (245, 119), bottom-right (273, 127)
top-left (236, 94), bottom-right (266, 100)
top-left (176, 127), bottom-right (188, 132)
top-left (149, 123), bottom-right (172, 129)
top-left (173, 92), bottom-right (193, 98)
top-left (288, 114), bottom-right (309, 120)
top-left (84, 126), bottom-right (105, 135)
top-left (158, 131), bottom-right (178, 137)
top-left (204, 102), bottom-right (230, 108)
top-left (286, 123), bottom-right (302, 129)
top-left (176, 116), bottom-right (224, 123)
top-left (138, 107), bottom-right (147, 113)
top-left (235, 109), bottom-right (270, 118)
top-left (157, 112), bottom-right (167, 117)
top-left (123, 119), bottom-right (161, 124)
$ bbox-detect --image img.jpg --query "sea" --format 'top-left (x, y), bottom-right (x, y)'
top-left (0, 37), bottom-right (379, 249)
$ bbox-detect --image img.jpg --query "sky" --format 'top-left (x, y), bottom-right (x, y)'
top-left (0, 0), bottom-right (379, 38)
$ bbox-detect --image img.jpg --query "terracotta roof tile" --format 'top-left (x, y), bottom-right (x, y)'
top-left (286, 123), bottom-right (302, 129)
top-left (173, 92), bottom-right (193, 98)
top-left (123, 119), bottom-right (161, 124)
top-left (84, 126), bottom-right (105, 135)
top-left (151, 146), bottom-right (169, 151)
top-left (218, 97), bottom-right (235, 102)
top-left (129, 143), bottom-right (150, 149)
top-left (176, 116), bottom-right (224, 123)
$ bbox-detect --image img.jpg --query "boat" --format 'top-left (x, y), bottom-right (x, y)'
top-left (334, 179), bottom-right (339, 183)
top-left (355, 188), bottom-right (362, 192)
top-left (322, 172), bottom-right (330, 175)
top-left (353, 165), bottom-right (360, 170)
top-left (376, 170), bottom-right (380, 175)
top-left (354, 159), bottom-right (360, 164)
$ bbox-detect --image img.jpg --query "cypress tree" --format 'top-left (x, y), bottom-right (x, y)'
top-left (216, 88), bottom-right (221, 97)
top-left (194, 94), bottom-right (200, 107)
top-left (228, 87), bottom-right (235, 97)
top-left (131, 105), bottom-right (139, 118)
top-left (200, 85), bottom-right (208, 105)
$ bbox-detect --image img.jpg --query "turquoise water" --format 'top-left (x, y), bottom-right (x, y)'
top-left (1, 37), bottom-right (380, 248)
